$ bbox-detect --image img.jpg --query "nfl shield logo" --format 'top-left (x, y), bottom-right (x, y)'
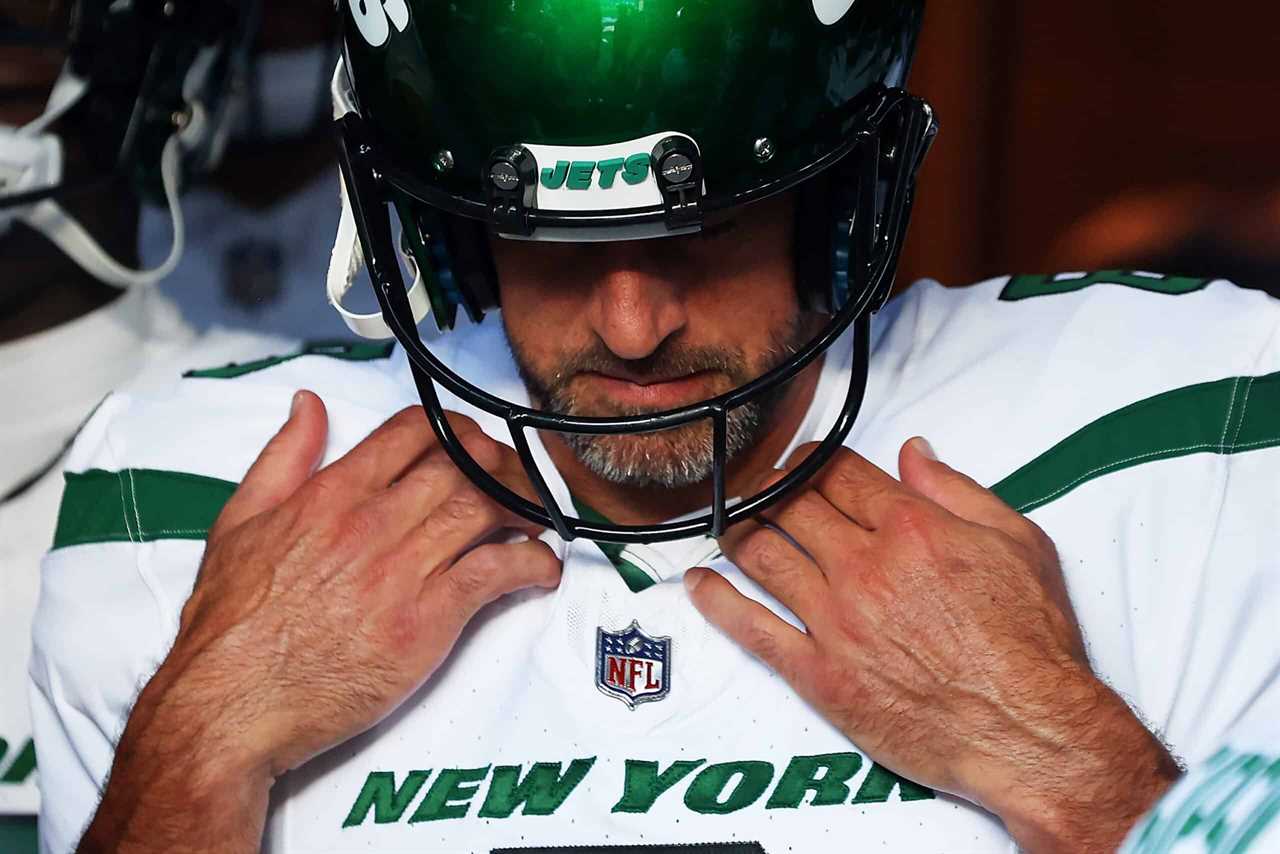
top-left (595, 620), bottom-right (671, 710)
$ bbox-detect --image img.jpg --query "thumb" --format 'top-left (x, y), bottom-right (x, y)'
top-left (684, 567), bottom-right (813, 684)
top-left (210, 390), bottom-right (328, 539)
top-left (898, 436), bottom-right (1021, 533)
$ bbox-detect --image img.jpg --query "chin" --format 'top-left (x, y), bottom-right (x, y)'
top-left (567, 428), bottom-right (716, 490)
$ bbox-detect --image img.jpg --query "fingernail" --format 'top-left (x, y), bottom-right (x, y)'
top-left (291, 391), bottom-right (304, 418)
top-left (683, 569), bottom-right (704, 594)
top-left (911, 436), bottom-right (937, 461)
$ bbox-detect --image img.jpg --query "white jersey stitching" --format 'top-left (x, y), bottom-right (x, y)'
top-left (1219, 377), bottom-right (1243, 453)
top-left (116, 470), bottom-right (137, 544)
top-left (1229, 377), bottom-right (1256, 452)
top-left (1015, 439), bottom-right (1275, 513)
top-left (127, 468), bottom-right (144, 541)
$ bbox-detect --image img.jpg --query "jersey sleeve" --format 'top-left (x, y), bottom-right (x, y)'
top-left (1168, 330), bottom-right (1280, 762)
top-left (26, 341), bottom-right (411, 854)
top-left (26, 394), bottom-right (200, 854)
top-left (1073, 286), bottom-right (1280, 765)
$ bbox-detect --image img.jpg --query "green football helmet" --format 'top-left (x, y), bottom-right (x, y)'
top-left (330, 0), bottom-right (937, 543)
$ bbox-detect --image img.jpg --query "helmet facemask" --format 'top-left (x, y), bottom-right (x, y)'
top-left (330, 1), bottom-right (937, 544)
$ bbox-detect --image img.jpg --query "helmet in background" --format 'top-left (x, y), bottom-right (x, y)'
top-left (0, 0), bottom-right (258, 287)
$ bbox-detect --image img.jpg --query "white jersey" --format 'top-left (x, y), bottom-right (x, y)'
top-left (0, 286), bottom-right (289, 822)
top-left (1121, 707), bottom-right (1280, 854)
top-left (30, 273), bottom-right (1280, 854)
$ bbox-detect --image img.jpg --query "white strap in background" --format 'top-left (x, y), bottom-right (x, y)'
top-left (22, 66), bottom-right (88, 136)
top-left (1, 62), bottom-right (188, 290)
top-left (21, 131), bottom-right (187, 289)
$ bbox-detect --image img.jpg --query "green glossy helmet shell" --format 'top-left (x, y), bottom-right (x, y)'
top-left (341, 0), bottom-right (924, 234)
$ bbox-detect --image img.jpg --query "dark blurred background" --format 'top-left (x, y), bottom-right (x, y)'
top-left (900, 2), bottom-right (1280, 297)
top-left (3, 3), bottom-right (1280, 852)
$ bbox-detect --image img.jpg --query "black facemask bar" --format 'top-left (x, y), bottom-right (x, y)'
top-left (334, 90), bottom-right (936, 545)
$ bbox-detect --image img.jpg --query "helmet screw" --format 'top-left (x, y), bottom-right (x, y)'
top-left (489, 161), bottom-right (521, 191)
top-left (660, 153), bottom-right (695, 185)
top-left (171, 107), bottom-right (191, 130)
top-left (162, 0), bottom-right (176, 16)
top-left (433, 149), bottom-right (454, 175)
top-left (753, 137), bottom-right (776, 164)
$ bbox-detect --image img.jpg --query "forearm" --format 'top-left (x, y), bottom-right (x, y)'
top-left (974, 668), bottom-right (1181, 853)
top-left (77, 664), bottom-right (273, 854)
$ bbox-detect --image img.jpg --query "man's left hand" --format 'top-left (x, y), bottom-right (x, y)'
top-left (685, 438), bottom-right (1180, 854)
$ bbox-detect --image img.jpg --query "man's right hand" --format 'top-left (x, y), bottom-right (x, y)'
top-left (78, 391), bottom-right (561, 854)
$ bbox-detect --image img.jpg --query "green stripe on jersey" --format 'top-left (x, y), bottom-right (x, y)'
top-left (52, 469), bottom-right (236, 550)
top-left (993, 371), bottom-right (1280, 514)
top-left (0, 817), bottom-right (37, 854)
top-left (571, 499), bottom-right (661, 593)
top-left (49, 372), bottom-right (1280, 554)
top-left (999, 270), bottom-right (1211, 302)
top-left (184, 340), bottom-right (395, 380)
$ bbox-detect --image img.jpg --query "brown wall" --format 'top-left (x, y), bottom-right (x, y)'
top-left (899, 2), bottom-right (1280, 290)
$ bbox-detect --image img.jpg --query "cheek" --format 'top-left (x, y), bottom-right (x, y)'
top-left (493, 243), bottom-right (592, 365)
top-left (686, 251), bottom-right (799, 351)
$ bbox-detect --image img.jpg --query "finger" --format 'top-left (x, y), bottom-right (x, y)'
top-left (211, 390), bottom-right (328, 540)
top-left (383, 479), bottom-right (544, 581)
top-left (316, 407), bottom-right (481, 499)
top-left (758, 485), bottom-right (872, 573)
top-left (684, 568), bottom-right (816, 681)
top-left (744, 465), bottom-right (871, 569)
top-left (352, 430), bottom-right (532, 543)
top-left (440, 426), bottom-right (543, 508)
top-left (718, 520), bottom-right (829, 622)
top-left (898, 437), bottom-right (1038, 543)
top-left (421, 538), bottom-right (562, 634)
top-left (802, 446), bottom-right (903, 530)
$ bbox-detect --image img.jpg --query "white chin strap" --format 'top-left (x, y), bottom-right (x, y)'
top-left (0, 65), bottom-right (189, 289)
top-left (326, 58), bottom-right (433, 340)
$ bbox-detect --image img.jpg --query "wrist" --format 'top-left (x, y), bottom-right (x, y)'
top-left (78, 661), bottom-right (275, 853)
top-left (969, 666), bottom-right (1180, 853)
top-left (136, 655), bottom-right (278, 787)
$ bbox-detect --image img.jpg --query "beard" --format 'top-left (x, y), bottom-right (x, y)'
top-left (505, 316), bottom-right (809, 489)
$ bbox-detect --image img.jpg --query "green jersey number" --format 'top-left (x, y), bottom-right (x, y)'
top-left (1000, 270), bottom-right (1211, 302)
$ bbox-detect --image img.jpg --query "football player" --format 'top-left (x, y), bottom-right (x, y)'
top-left (29, 2), bottom-right (1280, 853)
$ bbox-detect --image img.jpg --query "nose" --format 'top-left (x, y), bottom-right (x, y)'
top-left (587, 251), bottom-right (688, 361)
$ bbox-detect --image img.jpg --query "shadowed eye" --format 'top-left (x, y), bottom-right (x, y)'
top-left (698, 219), bottom-right (739, 240)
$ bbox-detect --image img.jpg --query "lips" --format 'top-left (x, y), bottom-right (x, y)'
top-left (577, 370), bottom-right (722, 410)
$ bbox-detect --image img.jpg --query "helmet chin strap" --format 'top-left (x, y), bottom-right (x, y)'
top-left (326, 57), bottom-right (432, 340)
top-left (0, 64), bottom-right (187, 290)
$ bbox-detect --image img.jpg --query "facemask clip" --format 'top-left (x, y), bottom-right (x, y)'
top-left (485, 145), bottom-right (538, 237)
top-left (651, 135), bottom-right (704, 232)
